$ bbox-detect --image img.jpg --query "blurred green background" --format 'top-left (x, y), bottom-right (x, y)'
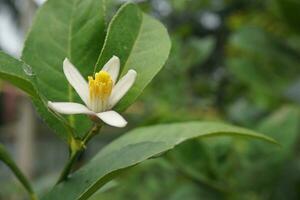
top-left (1, 0), bottom-right (300, 199)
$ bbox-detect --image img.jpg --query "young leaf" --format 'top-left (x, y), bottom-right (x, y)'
top-left (95, 3), bottom-right (171, 111)
top-left (21, 0), bottom-right (106, 138)
top-left (42, 121), bottom-right (277, 200)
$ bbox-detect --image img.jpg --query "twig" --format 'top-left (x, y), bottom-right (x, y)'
top-left (56, 123), bottom-right (102, 184)
top-left (56, 150), bottom-right (81, 184)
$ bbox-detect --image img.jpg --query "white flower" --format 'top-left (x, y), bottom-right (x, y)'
top-left (48, 56), bottom-right (137, 128)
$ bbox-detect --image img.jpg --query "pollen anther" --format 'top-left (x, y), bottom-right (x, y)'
top-left (88, 70), bottom-right (113, 104)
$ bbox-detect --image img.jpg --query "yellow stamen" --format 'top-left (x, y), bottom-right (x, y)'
top-left (88, 71), bottom-right (113, 101)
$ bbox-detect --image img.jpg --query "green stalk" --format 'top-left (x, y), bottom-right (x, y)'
top-left (56, 123), bottom-right (102, 184)
top-left (56, 149), bottom-right (81, 184)
top-left (0, 144), bottom-right (37, 200)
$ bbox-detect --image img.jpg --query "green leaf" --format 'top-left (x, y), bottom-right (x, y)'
top-left (0, 52), bottom-right (71, 142)
top-left (168, 140), bottom-right (219, 187)
top-left (229, 106), bottom-right (300, 196)
top-left (0, 51), bottom-right (37, 98)
top-left (95, 3), bottom-right (171, 111)
top-left (21, 0), bottom-right (106, 138)
top-left (42, 121), bottom-right (277, 200)
top-left (0, 144), bottom-right (37, 200)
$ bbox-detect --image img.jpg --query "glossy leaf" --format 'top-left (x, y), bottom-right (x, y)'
top-left (0, 51), bottom-right (37, 98)
top-left (42, 121), bottom-right (277, 200)
top-left (21, 0), bottom-right (106, 138)
top-left (0, 51), bottom-right (71, 142)
top-left (227, 106), bottom-right (300, 198)
top-left (95, 3), bottom-right (171, 111)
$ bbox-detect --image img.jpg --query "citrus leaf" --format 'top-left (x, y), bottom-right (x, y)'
top-left (42, 121), bottom-right (277, 200)
top-left (95, 3), bottom-right (171, 111)
top-left (21, 0), bottom-right (106, 138)
top-left (0, 51), bottom-right (72, 141)
top-left (0, 51), bottom-right (37, 98)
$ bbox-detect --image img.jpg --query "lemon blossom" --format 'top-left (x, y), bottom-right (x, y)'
top-left (48, 56), bottom-right (137, 128)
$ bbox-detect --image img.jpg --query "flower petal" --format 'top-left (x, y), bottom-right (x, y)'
top-left (101, 55), bottom-right (120, 83)
top-left (96, 110), bottom-right (127, 127)
top-left (48, 101), bottom-right (93, 115)
top-left (63, 58), bottom-right (89, 105)
top-left (108, 69), bottom-right (137, 108)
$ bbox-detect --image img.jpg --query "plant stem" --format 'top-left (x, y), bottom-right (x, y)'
top-left (56, 124), bottom-right (101, 184)
top-left (83, 123), bottom-right (102, 144)
top-left (56, 150), bottom-right (81, 184)
top-left (0, 144), bottom-right (38, 200)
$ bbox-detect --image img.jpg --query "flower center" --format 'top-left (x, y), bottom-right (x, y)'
top-left (88, 71), bottom-right (113, 112)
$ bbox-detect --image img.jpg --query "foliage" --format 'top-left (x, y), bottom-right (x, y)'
top-left (1, 0), bottom-right (297, 199)
top-left (43, 122), bottom-right (276, 200)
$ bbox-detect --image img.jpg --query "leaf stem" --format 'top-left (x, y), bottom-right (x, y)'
top-left (56, 123), bottom-right (102, 184)
top-left (0, 144), bottom-right (37, 200)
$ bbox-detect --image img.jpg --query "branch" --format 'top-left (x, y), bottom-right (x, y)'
top-left (56, 123), bottom-right (102, 184)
